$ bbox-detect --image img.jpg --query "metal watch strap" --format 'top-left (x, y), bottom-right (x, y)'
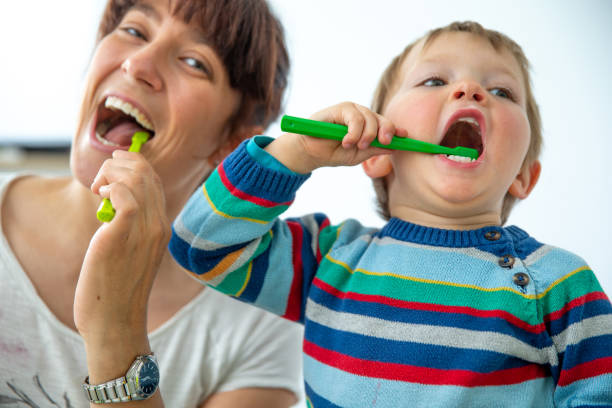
top-left (82, 376), bottom-right (133, 404)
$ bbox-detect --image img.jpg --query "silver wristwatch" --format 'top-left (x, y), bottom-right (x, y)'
top-left (82, 354), bottom-right (159, 404)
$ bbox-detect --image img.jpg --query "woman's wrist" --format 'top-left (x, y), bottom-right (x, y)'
top-left (84, 331), bottom-right (151, 383)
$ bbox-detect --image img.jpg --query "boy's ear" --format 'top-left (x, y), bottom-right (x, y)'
top-left (208, 125), bottom-right (264, 167)
top-left (508, 160), bottom-right (541, 199)
top-left (362, 154), bottom-right (393, 179)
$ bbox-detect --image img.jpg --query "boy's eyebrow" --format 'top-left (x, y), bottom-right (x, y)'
top-left (417, 57), bottom-right (522, 83)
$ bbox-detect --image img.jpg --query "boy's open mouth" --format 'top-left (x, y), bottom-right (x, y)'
top-left (95, 96), bottom-right (155, 147)
top-left (440, 117), bottom-right (483, 162)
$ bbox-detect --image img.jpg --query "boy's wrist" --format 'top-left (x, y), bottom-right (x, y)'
top-left (264, 134), bottom-right (318, 174)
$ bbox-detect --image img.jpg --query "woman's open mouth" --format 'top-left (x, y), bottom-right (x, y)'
top-left (94, 96), bottom-right (155, 148)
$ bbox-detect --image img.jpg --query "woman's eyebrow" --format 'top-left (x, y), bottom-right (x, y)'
top-left (131, 3), bottom-right (161, 22)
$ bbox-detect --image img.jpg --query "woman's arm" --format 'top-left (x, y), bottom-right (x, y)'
top-left (201, 388), bottom-right (297, 408)
top-left (76, 149), bottom-right (169, 407)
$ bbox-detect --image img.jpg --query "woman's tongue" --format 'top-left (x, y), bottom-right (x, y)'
top-left (104, 121), bottom-right (145, 146)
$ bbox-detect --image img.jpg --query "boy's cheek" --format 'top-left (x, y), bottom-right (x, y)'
top-left (384, 95), bottom-right (442, 141)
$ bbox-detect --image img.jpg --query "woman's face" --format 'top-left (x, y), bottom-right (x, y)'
top-left (71, 0), bottom-right (242, 203)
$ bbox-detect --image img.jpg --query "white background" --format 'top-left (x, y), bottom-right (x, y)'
top-left (0, 1), bottom-right (610, 297)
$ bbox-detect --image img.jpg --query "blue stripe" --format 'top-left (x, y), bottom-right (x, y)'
top-left (303, 319), bottom-right (530, 373)
top-left (308, 281), bottom-right (552, 349)
top-left (559, 334), bottom-right (612, 371)
top-left (239, 245), bottom-right (270, 302)
top-left (547, 298), bottom-right (612, 336)
top-left (223, 140), bottom-right (309, 203)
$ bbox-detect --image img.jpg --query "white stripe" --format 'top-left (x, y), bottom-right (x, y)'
top-left (552, 314), bottom-right (612, 353)
top-left (305, 298), bottom-right (557, 365)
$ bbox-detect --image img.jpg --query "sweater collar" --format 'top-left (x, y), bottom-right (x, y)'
top-left (380, 217), bottom-right (529, 248)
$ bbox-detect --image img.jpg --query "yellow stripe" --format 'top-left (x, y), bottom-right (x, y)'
top-left (324, 255), bottom-right (591, 300)
top-left (235, 262), bottom-right (253, 297)
top-left (202, 184), bottom-right (267, 225)
top-left (537, 266), bottom-right (591, 298)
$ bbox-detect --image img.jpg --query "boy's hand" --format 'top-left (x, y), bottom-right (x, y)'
top-left (266, 102), bottom-right (408, 173)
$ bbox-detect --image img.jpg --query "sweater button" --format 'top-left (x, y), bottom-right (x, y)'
top-left (513, 272), bottom-right (530, 287)
top-left (499, 255), bottom-right (515, 268)
top-left (484, 230), bottom-right (501, 241)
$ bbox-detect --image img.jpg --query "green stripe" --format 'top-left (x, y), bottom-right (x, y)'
top-left (216, 231), bottom-right (273, 295)
top-left (539, 268), bottom-right (601, 314)
top-left (317, 260), bottom-right (541, 325)
top-left (206, 171), bottom-right (289, 222)
top-left (318, 224), bottom-right (342, 257)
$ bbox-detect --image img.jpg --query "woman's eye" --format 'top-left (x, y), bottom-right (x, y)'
top-left (123, 27), bottom-right (146, 40)
top-left (183, 57), bottom-right (211, 76)
top-left (490, 87), bottom-right (514, 100)
top-left (423, 77), bottom-right (446, 87)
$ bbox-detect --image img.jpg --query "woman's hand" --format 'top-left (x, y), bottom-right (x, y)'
top-left (75, 149), bottom-right (170, 384)
top-left (265, 102), bottom-right (408, 173)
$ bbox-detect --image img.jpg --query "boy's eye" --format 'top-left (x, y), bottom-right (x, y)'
top-left (182, 57), bottom-right (212, 76)
top-left (490, 87), bottom-right (514, 100)
top-left (423, 77), bottom-right (446, 87)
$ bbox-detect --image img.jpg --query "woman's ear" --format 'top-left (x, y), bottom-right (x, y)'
top-left (508, 160), bottom-right (541, 199)
top-left (207, 125), bottom-right (264, 167)
top-left (362, 154), bottom-right (393, 179)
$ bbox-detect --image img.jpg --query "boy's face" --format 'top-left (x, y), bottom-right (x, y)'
top-left (373, 32), bottom-right (538, 226)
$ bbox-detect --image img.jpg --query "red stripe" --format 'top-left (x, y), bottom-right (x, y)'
top-left (558, 356), bottom-right (612, 386)
top-left (544, 292), bottom-right (609, 324)
top-left (283, 221), bottom-right (304, 321)
top-left (304, 339), bottom-right (547, 386)
top-left (217, 163), bottom-right (292, 208)
top-left (312, 277), bottom-right (545, 334)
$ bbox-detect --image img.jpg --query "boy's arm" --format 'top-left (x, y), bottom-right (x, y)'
top-left (169, 136), bottom-right (336, 322)
top-left (546, 266), bottom-right (612, 406)
top-left (169, 103), bottom-right (403, 321)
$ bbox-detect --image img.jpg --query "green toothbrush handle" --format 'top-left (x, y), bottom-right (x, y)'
top-left (96, 131), bottom-right (150, 223)
top-left (280, 115), bottom-right (478, 159)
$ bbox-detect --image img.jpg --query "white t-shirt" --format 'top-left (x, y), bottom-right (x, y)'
top-left (0, 174), bottom-right (304, 407)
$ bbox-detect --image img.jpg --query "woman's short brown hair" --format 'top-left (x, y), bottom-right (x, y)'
top-left (98, 0), bottom-right (289, 132)
top-left (370, 21), bottom-right (542, 225)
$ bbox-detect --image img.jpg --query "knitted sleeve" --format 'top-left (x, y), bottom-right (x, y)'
top-left (169, 139), bottom-right (339, 324)
top-left (537, 251), bottom-right (612, 406)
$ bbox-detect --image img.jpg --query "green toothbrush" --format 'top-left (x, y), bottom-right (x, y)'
top-left (280, 115), bottom-right (478, 159)
top-left (96, 131), bottom-right (150, 223)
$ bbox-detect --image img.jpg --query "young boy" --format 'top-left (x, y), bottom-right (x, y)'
top-left (169, 21), bottom-right (612, 407)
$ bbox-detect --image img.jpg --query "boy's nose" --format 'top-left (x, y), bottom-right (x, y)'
top-left (452, 81), bottom-right (485, 103)
top-left (121, 49), bottom-right (164, 92)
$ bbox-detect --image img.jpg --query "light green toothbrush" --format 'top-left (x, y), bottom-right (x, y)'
top-left (96, 131), bottom-right (150, 223)
top-left (280, 115), bottom-right (478, 159)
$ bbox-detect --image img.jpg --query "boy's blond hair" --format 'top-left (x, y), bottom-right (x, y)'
top-left (371, 21), bottom-right (542, 225)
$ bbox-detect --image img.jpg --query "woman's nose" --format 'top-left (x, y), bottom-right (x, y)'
top-left (451, 81), bottom-right (486, 103)
top-left (121, 48), bottom-right (163, 91)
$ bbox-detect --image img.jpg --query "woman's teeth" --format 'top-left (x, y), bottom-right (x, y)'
top-left (105, 96), bottom-right (154, 131)
top-left (446, 154), bottom-right (477, 163)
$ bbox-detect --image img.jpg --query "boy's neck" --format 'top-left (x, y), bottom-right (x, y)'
top-left (390, 206), bottom-right (502, 231)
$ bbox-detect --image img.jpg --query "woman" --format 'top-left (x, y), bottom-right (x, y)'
top-left (0, 0), bottom-right (302, 407)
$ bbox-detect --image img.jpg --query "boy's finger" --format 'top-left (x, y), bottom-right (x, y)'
top-left (374, 114), bottom-right (399, 145)
top-left (356, 106), bottom-right (380, 149)
top-left (341, 104), bottom-right (367, 148)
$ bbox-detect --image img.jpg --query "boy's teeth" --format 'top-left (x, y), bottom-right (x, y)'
top-left (456, 117), bottom-right (479, 127)
top-left (104, 96), bottom-right (154, 131)
top-left (446, 154), bottom-right (476, 163)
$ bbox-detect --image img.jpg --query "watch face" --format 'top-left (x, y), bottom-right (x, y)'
top-left (137, 358), bottom-right (160, 397)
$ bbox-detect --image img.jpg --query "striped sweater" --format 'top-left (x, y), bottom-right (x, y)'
top-left (169, 139), bottom-right (612, 408)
